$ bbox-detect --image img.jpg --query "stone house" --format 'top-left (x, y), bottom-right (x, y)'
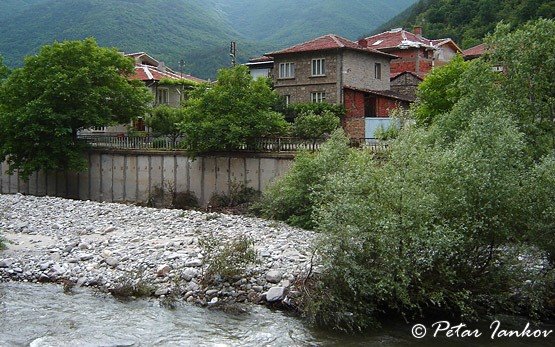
top-left (257, 34), bottom-right (413, 138)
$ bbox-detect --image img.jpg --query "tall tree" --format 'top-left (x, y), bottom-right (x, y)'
top-left (0, 38), bottom-right (152, 178)
top-left (180, 65), bottom-right (288, 155)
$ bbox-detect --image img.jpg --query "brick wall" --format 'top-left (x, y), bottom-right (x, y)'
top-left (389, 48), bottom-right (433, 76)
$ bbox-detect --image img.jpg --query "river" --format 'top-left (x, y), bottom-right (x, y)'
top-left (0, 283), bottom-right (553, 346)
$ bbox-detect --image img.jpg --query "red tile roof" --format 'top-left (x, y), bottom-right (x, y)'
top-left (463, 43), bottom-right (486, 59)
top-left (267, 34), bottom-right (397, 58)
top-left (124, 52), bottom-right (205, 83)
top-left (129, 65), bottom-right (205, 83)
top-left (364, 28), bottom-right (461, 54)
top-left (364, 28), bottom-right (435, 50)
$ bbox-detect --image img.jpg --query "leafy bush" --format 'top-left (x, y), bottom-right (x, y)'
top-left (297, 106), bottom-right (554, 331)
top-left (292, 109), bottom-right (341, 139)
top-left (146, 105), bottom-right (186, 145)
top-left (173, 191), bottom-right (200, 210)
top-left (254, 129), bottom-right (351, 229)
top-left (209, 181), bottom-right (260, 211)
top-left (200, 235), bottom-right (258, 281)
top-left (284, 102), bottom-right (345, 121)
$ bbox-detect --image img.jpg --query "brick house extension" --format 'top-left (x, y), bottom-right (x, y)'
top-left (360, 27), bottom-right (461, 100)
top-left (262, 34), bottom-right (412, 138)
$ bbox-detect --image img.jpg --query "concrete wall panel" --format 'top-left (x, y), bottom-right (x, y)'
top-left (112, 155), bottom-right (125, 202)
top-left (89, 153), bottom-right (101, 201)
top-left (137, 155), bottom-right (150, 203)
top-left (124, 155), bottom-right (138, 202)
top-left (100, 154), bottom-right (113, 202)
top-left (245, 158), bottom-right (261, 191)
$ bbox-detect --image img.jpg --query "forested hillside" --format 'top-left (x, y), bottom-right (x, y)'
top-left (0, 0), bottom-right (417, 78)
top-left (214, 0), bottom-right (415, 44)
top-left (378, 0), bottom-right (555, 48)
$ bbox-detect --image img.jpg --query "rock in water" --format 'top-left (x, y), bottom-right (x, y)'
top-left (265, 287), bottom-right (285, 302)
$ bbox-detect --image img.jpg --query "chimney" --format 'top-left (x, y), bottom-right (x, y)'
top-left (357, 38), bottom-right (369, 47)
top-left (158, 61), bottom-right (166, 72)
top-left (413, 26), bottom-right (423, 37)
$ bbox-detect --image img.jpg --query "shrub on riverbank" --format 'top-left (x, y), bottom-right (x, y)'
top-left (253, 130), bottom-right (351, 229)
top-left (260, 21), bottom-right (555, 331)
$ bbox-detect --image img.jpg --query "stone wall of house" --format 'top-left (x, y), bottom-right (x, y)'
top-left (0, 150), bottom-right (293, 207)
top-left (342, 50), bottom-right (391, 91)
top-left (272, 51), bottom-right (340, 104)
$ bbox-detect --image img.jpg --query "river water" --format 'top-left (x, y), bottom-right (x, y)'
top-left (0, 282), bottom-right (553, 346)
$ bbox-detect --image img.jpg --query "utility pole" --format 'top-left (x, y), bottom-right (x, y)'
top-left (179, 59), bottom-right (185, 78)
top-left (230, 41), bottom-right (237, 66)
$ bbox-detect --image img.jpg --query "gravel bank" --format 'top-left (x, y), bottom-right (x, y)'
top-left (0, 194), bottom-right (316, 306)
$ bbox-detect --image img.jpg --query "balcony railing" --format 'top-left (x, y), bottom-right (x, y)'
top-left (77, 134), bottom-right (389, 153)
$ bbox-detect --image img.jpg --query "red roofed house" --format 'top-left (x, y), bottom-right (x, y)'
top-left (463, 43), bottom-right (487, 60)
top-left (86, 52), bottom-right (205, 133)
top-left (126, 52), bottom-right (205, 108)
top-left (362, 27), bottom-right (462, 76)
top-left (263, 34), bottom-right (413, 139)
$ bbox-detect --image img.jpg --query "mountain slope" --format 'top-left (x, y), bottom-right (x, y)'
top-left (0, 0), bottom-right (418, 78)
top-left (0, 0), bottom-right (247, 78)
top-left (214, 0), bottom-right (416, 45)
top-left (376, 0), bottom-right (555, 48)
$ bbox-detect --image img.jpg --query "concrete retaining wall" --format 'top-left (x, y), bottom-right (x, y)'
top-left (0, 150), bottom-right (294, 206)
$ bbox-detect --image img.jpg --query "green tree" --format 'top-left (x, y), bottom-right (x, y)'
top-left (146, 105), bottom-right (186, 145)
top-left (486, 19), bottom-right (555, 159)
top-left (180, 65), bottom-right (289, 154)
top-left (0, 55), bottom-right (9, 81)
top-left (414, 54), bottom-right (469, 126)
top-left (0, 38), bottom-right (152, 178)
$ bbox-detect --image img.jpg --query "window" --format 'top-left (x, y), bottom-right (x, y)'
top-left (284, 95), bottom-right (291, 106)
top-left (374, 63), bottom-right (382, 80)
top-left (311, 58), bottom-right (325, 76)
top-left (311, 92), bottom-right (326, 103)
top-left (279, 62), bottom-right (295, 78)
top-left (156, 88), bottom-right (169, 104)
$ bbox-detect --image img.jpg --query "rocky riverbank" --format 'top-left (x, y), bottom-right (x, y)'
top-left (0, 194), bottom-right (317, 308)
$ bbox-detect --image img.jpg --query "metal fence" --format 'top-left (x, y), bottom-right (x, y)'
top-left (78, 134), bottom-right (389, 153)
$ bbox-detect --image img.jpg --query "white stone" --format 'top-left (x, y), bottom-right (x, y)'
top-left (265, 287), bottom-right (285, 302)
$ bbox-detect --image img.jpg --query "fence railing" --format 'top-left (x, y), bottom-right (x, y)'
top-left (77, 134), bottom-right (390, 153)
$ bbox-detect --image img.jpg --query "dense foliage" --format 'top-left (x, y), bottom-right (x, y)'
top-left (292, 110), bottom-right (341, 139)
top-left (255, 130), bottom-right (351, 229)
top-left (379, 0), bottom-right (555, 48)
top-left (146, 105), bottom-right (186, 144)
top-left (261, 20), bottom-right (555, 331)
top-left (0, 0), bottom-right (416, 78)
top-left (179, 66), bottom-right (289, 155)
top-left (414, 54), bottom-right (469, 126)
top-left (0, 38), bottom-right (152, 179)
top-left (0, 55), bottom-right (9, 81)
